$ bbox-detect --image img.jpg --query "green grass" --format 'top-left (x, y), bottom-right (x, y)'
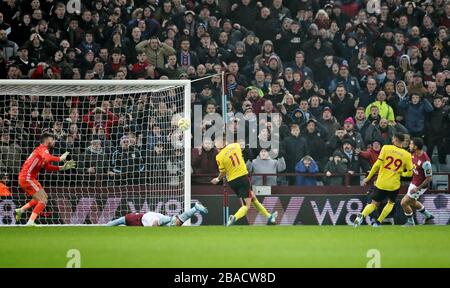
top-left (0, 226), bottom-right (449, 268)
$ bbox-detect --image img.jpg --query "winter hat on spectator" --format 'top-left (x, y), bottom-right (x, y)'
top-left (222, 19), bottom-right (232, 26)
top-left (284, 67), bottom-right (294, 73)
top-left (343, 117), bottom-right (355, 126)
top-left (347, 33), bottom-right (358, 42)
top-left (291, 108), bottom-right (305, 121)
top-left (308, 23), bottom-right (319, 34)
top-left (339, 63), bottom-right (349, 70)
top-left (184, 10), bottom-right (195, 17)
top-left (332, 150), bottom-right (344, 159)
top-left (371, 138), bottom-right (382, 145)
top-left (282, 17), bottom-right (293, 24)
top-left (323, 107), bottom-right (333, 114)
top-left (235, 41), bottom-right (246, 51)
top-left (268, 54), bottom-right (279, 63)
top-left (342, 138), bottom-right (356, 147)
top-left (306, 118), bottom-right (317, 126)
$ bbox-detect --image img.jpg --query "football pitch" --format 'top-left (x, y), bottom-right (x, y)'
top-left (0, 226), bottom-right (449, 268)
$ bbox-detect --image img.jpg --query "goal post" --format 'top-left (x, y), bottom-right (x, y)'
top-left (0, 79), bottom-right (192, 225)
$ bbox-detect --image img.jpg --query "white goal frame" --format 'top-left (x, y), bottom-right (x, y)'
top-left (0, 79), bottom-right (191, 226)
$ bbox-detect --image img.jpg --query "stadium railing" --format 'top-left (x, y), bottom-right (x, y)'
top-left (191, 172), bottom-right (450, 193)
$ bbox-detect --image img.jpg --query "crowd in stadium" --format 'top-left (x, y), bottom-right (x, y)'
top-left (1, 0), bottom-right (450, 187)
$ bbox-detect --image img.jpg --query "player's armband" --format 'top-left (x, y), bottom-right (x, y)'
top-left (423, 161), bottom-right (433, 177)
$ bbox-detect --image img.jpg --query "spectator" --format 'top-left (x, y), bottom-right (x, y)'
top-left (354, 107), bottom-right (371, 138)
top-left (295, 155), bottom-right (319, 186)
top-left (323, 151), bottom-right (348, 186)
top-left (365, 90), bottom-right (395, 122)
top-left (247, 148), bottom-right (286, 186)
top-left (328, 64), bottom-right (361, 95)
top-left (136, 36), bottom-right (175, 69)
top-left (357, 78), bottom-right (378, 109)
top-left (426, 96), bottom-right (450, 164)
top-left (330, 84), bottom-right (356, 123)
top-left (0, 29), bottom-right (18, 61)
top-left (358, 138), bottom-right (382, 171)
top-left (319, 107), bottom-right (340, 137)
top-left (110, 136), bottom-right (145, 186)
top-left (398, 93), bottom-right (434, 138)
top-left (326, 126), bottom-right (347, 154)
top-left (338, 139), bottom-right (362, 185)
top-left (0, 131), bottom-right (21, 175)
top-left (365, 118), bottom-right (406, 145)
top-left (281, 124), bottom-right (308, 185)
top-left (79, 137), bottom-right (111, 186)
top-left (191, 138), bottom-right (218, 184)
top-left (11, 46), bottom-right (32, 76)
top-left (302, 119), bottom-right (328, 169)
top-left (342, 117), bottom-right (364, 149)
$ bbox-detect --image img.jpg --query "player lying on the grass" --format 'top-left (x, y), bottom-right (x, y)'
top-left (106, 202), bottom-right (208, 226)
top-left (354, 133), bottom-right (413, 227)
top-left (15, 132), bottom-right (76, 226)
top-left (401, 138), bottom-right (434, 226)
top-left (211, 138), bottom-right (277, 226)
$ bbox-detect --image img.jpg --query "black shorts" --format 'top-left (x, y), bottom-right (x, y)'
top-left (228, 175), bottom-right (251, 200)
top-left (371, 187), bottom-right (400, 203)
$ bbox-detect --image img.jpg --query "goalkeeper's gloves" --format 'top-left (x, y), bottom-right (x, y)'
top-left (60, 160), bottom-right (76, 171)
top-left (60, 151), bottom-right (70, 161)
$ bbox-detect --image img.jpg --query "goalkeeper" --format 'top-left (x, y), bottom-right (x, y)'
top-left (106, 203), bottom-right (208, 227)
top-left (15, 132), bottom-right (76, 226)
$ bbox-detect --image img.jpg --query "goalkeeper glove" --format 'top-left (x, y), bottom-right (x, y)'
top-left (60, 160), bottom-right (76, 171)
top-left (60, 151), bottom-right (70, 161)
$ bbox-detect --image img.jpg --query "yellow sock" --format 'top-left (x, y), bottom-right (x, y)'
top-left (377, 202), bottom-right (394, 223)
top-left (361, 203), bottom-right (377, 217)
top-left (234, 206), bottom-right (249, 221)
top-left (252, 198), bottom-right (270, 218)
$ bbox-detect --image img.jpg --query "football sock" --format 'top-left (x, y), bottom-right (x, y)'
top-left (252, 198), bottom-right (270, 218)
top-left (377, 202), bottom-right (394, 223)
top-left (417, 206), bottom-right (433, 218)
top-left (361, 203), bottom-right (377, 217)
top-left (234, 206), bottom-right (249, 221)
top-left (404, 212), bottom-right (415, 225)
top-left (28, 202), bottom-right (46, 223)
top-left (20, 199), bottom-right (38, 212)
top-left (106, 216), bottom-right (126, 226)
top-left (158, 215), bottom-right (175, 226)
top-left (178, 206), bottom-right (197, 223)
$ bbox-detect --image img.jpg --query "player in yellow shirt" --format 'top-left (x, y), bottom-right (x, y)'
top-left (354, 133), bottom-right (413, 227)
top-left (211, 142), bottom-right (278, 226)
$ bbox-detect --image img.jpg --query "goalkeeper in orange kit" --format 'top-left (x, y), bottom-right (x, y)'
top-left (354, 133), bottom-right (413, 227)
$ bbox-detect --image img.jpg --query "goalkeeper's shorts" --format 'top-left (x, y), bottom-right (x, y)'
top-left (19, 178), bottom-right (43, 196)
top-left (228, 175), bottom-right (251, 201)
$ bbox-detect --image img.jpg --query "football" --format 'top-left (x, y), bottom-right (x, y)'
top-left (177, 118), bottom-right (190, 131)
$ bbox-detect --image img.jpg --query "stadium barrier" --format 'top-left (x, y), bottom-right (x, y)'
top-left (1, 192), bottom-right (449, 226)
top-left (0, 172), bottom-right (448, 226)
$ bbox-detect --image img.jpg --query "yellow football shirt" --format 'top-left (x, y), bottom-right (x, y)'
top-left (368, 144), bottom-right (413, 191)
top-left (215, 143), bottom-right (248, 181)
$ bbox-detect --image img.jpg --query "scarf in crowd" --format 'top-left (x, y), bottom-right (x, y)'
top-left (227, 82), bottom-right (237, 91)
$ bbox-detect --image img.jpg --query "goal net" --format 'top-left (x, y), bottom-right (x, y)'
top-left (0, 80), bottom-right (191, 225)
